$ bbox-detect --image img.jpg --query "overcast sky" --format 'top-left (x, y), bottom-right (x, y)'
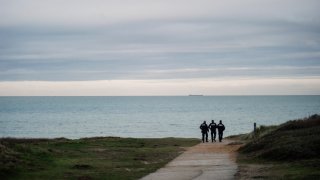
top-left (0, 0), bottom-right (320, 95)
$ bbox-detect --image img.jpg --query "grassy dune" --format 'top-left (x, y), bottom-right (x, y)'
top-left (0, 137), bottom-right (199, 180)
top-left (235, 114), bottom-right (320, 179)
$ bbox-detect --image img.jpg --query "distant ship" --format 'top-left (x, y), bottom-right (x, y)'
top-left (188, 95), bottom-right (204, 96)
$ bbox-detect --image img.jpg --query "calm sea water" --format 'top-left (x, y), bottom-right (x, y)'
top-left (0, 96), bottom-right (319, 139)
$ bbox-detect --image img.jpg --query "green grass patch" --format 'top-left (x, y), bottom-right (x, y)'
top-left (0, 137), bottom-right (199, 180)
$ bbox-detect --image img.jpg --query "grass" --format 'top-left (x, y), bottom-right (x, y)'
top-left (0, 137), bottom-right (199, 180)
top-left (234, 114), bottom-right (320, 179)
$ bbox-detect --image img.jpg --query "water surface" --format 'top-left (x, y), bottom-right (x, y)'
top-left (1, 96), bottom-right (319, 139)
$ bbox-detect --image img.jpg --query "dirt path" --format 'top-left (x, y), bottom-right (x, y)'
top-left (141, 139), bottom-right (242, 180)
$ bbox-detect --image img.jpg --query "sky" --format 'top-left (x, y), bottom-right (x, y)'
top-left (0, 0), bottom-right (320, 96)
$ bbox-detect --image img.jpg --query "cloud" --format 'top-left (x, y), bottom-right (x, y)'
top-left (1, 0), bottom-right (319, 26)
top-left (0, 77), bottom-right (319, 96)
top-left (0, 0), bottom-right (320, 95)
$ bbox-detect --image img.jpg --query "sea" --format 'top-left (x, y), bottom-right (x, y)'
top-left (0, 96), bottom-right (319, 139)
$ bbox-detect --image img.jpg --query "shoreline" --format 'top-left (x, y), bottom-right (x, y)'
top-left (0, 136), bottom-right (201, 141)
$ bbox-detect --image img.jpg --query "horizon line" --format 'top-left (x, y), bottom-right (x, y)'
top-left (1, 95), bottom-right (320, 97)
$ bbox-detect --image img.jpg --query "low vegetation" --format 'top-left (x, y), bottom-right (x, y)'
top-left (0, 137), bottom-right (199, 180)
top-left (235, 114), bottom-right (320, 179)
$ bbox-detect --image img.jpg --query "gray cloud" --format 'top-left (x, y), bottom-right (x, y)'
top-left (0, 0), bottom-right (320, 82)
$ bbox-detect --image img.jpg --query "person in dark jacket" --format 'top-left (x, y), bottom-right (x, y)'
top-left (199, 121), bottom-right (209, 143)
top-left (217, 120), bottom-right (225, 142)
top-left (209, 120), bottom-right (217, 142)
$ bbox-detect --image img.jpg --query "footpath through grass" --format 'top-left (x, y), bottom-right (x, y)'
top-left (0, 137), bottom-right (199, 180)
top-left (233, 114), bottom-right (320, 179)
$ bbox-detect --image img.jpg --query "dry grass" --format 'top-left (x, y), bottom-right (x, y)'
top-left (236, 114), bottom-right (320, 179)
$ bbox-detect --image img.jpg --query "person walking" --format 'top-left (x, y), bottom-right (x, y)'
top-left (199, 121), bottom-right (209, 143)
top-left (217, 120), bottom-right (225, 142)
top-left (209, 120), bottom-right (217, 142)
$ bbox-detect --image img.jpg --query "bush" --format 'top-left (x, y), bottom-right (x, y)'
top-left (239, 114), bottom-right (320, 161)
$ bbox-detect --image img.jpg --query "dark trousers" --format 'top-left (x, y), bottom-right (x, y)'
top-left (202, 132), bottom-right (208, 143)
top-left (211, 131), bottom-right (216, 142)
top-left (218, 131), bottom-right (223, 142)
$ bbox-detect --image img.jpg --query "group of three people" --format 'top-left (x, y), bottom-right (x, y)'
top-left (199, 120), bottom-right (225, 143)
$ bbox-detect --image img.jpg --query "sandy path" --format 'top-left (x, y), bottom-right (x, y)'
top-left (140, 139), bottom-right (241, 180)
